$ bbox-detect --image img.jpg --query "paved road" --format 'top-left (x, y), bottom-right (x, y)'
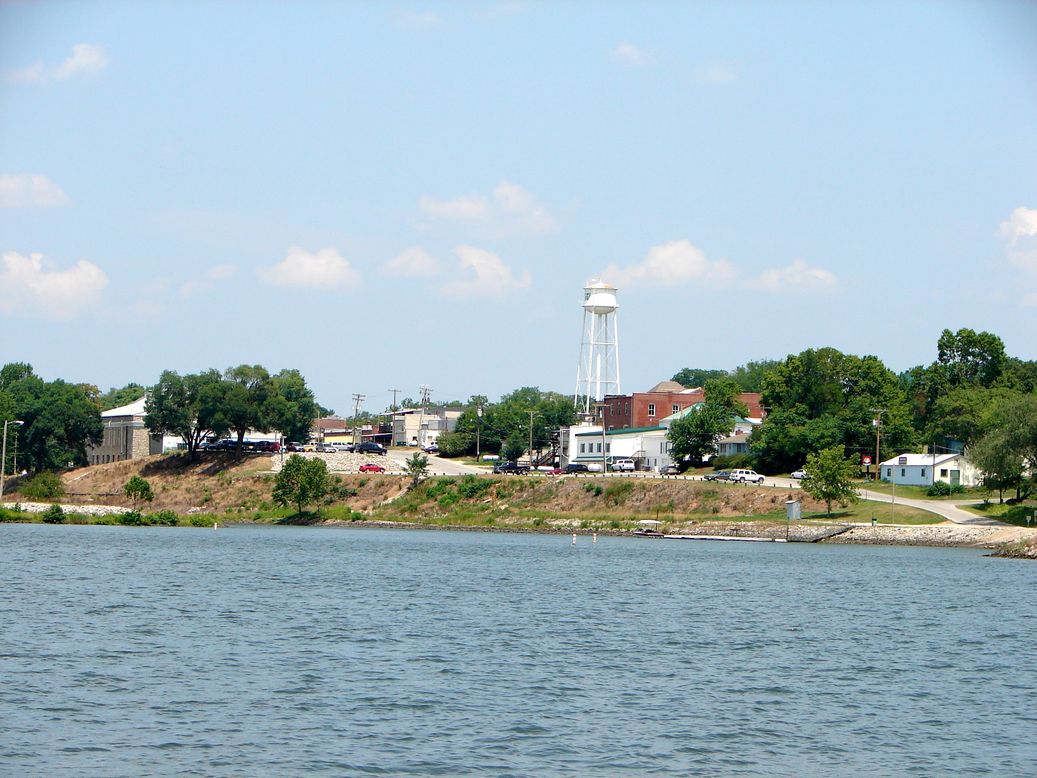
top-left (856, 488), bottom-right (1006, 526)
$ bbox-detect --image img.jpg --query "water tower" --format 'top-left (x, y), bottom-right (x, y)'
top-left (575, 280), bottom-right (621, 415)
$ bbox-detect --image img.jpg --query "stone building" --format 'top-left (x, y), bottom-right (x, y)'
top-left (87, 397), bottom-right (163, 465)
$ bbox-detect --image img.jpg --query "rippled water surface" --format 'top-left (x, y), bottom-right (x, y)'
top-left (2, 524), bottom-right (1036, 776)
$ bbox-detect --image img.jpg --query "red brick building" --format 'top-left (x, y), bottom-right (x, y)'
top-left (597, 380), bottom-right (765, 431)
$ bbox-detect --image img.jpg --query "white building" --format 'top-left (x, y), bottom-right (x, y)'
top-left (392, 408), bottom-right (462, 447)
top-left (880, 453), bottom-right (982, 488)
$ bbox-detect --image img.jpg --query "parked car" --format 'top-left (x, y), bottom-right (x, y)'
top-left (493, 461), bottom-right (530, 475)
top-left (359, 463), bottom-right (385, 473)
top-left (256, 441), bottom-right (280, 453)
top-left (316, 443), bottom-right (338, 453)
top-left (356, 442), bottom-right (387, 455)
top-left (791, 469), bottom-right (807, 480)
top-left (612, 458), bottom-right (636, 472)
top-left (730, 468), bottom-right (765, 484)
top-left (286, 442), bottom-right (306, 452)
top-left (659, 463), bottom-right (680, 475)
top-left (703, 470), bottom-right (731, 481)
top-left (563, 463), bottom-right (590, 474)
top-left (422, 444), bottom-right (439, 454)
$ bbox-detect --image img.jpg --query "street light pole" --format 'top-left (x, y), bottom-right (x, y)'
top-left (1, 419), bottom-right (25, 501)
top-left (476, 405), bottom-right (483, 459)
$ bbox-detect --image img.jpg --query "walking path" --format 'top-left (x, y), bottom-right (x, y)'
top-left (857, 489), bottom-right (1005, 526)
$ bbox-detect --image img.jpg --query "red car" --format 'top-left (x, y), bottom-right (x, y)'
top-left (359, 463), bottom-right (385, 473)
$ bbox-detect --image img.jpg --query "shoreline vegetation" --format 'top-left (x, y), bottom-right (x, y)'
top-left (3, 452), bottom-right (1036, 557)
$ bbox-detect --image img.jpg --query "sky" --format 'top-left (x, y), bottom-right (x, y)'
top-left (1, 0), bottom-right (1035, 415)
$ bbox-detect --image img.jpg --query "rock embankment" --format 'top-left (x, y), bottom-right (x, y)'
top-left (1, 500), bottom-right (129, 516)
top-left (269, 452), bottom-right (404, 474)
top-left (829, 524), bottom-right (1037, 548)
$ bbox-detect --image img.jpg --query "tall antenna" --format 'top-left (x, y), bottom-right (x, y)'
top-left (575, 280), bottom-right (621, 415)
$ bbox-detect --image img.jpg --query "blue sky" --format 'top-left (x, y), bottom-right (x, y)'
top-left (1, 1), bottom-right (1035, 414)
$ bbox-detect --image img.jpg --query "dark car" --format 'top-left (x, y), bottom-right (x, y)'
top-left (563, 463), bottom-right (590, 474)
top-left (356, 442), bottom-right (386, 456)
top-left (493, 461), bottom-right (529, 475)
top-left (703, 470), bottom-right (731, 481)
top-left (286, 442), bottom-right (306, 452)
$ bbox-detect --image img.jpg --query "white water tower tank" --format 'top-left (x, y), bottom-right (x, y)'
top-left (575, 280), bottom-right (621, 415)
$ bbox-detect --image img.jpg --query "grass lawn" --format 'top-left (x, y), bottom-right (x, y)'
top-left (801, 500), bottom-right (943, 525)
top-left (853, 479), bottom-right (987, 501)
top-left (958, 501), bottom-right (1037, 527)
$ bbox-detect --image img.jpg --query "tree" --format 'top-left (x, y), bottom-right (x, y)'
top-left (671, 367), bottom-right (728, 388)
top-left (404, 452), bottom-right (429, 487)
top-left (751, 348), bottom-right (915, 473)
top-left (6, 375), bottom-right (102, 473)
top-left (224, 365), bottom-right (272, 456)
top-left (801, 447), bottom-right (860, 517)
top-left (667, 379), bottom-right (749, 464)
top-left (265, 369), bottom-right (319, 444)
top-left (502, 435), bottom-right (526, 462)
top-left (935, 328), bottom-right (1006, 389)
top-left (272, 455), bottom-right (333, 515)
top-left (968, 431), bottom-right (1024, 503)
top-left (100, 383), bottom-right (147, 411)
top-left (123, 475), bottom-right (154, 510)
top-left (145, 369), bottom-right (228, 460)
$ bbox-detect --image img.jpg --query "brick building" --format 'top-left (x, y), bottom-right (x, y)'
top-left (597, 380), bottom-right (765, 431)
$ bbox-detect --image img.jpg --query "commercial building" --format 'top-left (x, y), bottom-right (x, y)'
top-left (86, 397), bottom-right (163, 465)
top-left (597, 380), bottom-right (765, 431)
top-left (880, 453), bottom-right (982, 488)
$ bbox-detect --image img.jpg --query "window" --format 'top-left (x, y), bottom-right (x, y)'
top-left (579, 443), bottom-right (585, 453)
top-left (901, 468), bottom-right (906, 477)
top-left (940, 468), bottom-right (948, 477)
top-left (606, 442), bottom-right (611, 453)
top-left (648, 403), bottom-right (656, 416)
top-left (886, 468), bottom-right (891, 477)
top-left (672, 404), bottom-right (680, 414)
top-left (596, 442), bottom-right (602, 453)
top-left (921, 468), bottom-right (926, 478)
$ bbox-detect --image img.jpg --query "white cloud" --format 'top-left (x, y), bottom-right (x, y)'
top-left (418, 180), bottom-right (555, 236)
top-left (475, 2), bottom-right (525, 19)
top-left (180, 264), bottom-right (238, 297)
top-left (391, 9), bottom-right (443, 29)
top-left (441, 245), bottom-right (530, 297)
top-left (383, 247), bottom-right (441, 277)
top-left (999, 206), bottom-right (1037, 304)
top-left (0, 252), bottom-right (108, 319)
top-left (258, 247), bottom-right (361, 289)
top-left (6, 43), bottom-right (108, 84)
top-left (601, 239), bottom-right (735, 288)
top-left (751, 259), bottom-right (840, 294)
top-left (0, 174), bottom-right (71, 207)
top-left (693, 62), bottom-right (738, 85)
top-left (611, 42), bottom-right (653, 67)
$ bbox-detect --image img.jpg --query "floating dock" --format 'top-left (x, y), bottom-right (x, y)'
top-left (663, 534), bottom-right (787, 543)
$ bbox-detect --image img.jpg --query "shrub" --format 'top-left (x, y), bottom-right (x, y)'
top-left (118, 510), bottom-right (146, 526)
top-left (20, 472), bottom-right (65, 500)
top-left (148, 510), bottom-right (179, 526)
top-left (583, 482), bottom-right (602, 497)
top-left (457, 475), bottom-right (491, 499)
top-left (711, 454), bottom-right (754, 470)
top-left (190, 515), bottom-right (214, 527)
top-left (41, 504), bottom-right (65, 523)
top-left (603, 480), bottom-right (634, 504)
top-left (926, 481), bottom-right (966, 497)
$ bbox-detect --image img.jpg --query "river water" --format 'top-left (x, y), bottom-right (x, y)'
top-left (2, 524), bottom-right (1035, 776)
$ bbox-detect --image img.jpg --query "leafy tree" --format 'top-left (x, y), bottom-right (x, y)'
top-left (671, 368), bottom-right (728, 388)
top-left (751, 348), bottom-right (915, 473)
top-left (801, 447), bottom-right (860, 517)
top-left (145, 369), bottom-right (229, 460)
top-left (435, 431), bottom-right (474, 458)
top-left (224, 365), bottom-right (272, 456)
top-left (935, 328), bottom-right (1006, 389)
top-left (668, 378), bottom-right (749, 464)
top-left (99, 383), bottom-right (147, 411)
top-left (729, 359), bottom-right (781, 392)
top-left (404, 452), bottom-right (429, 486)
top-left (265, 368), bottom-right (319, 444)
top-left (272, 455), bottom-right (333, 515)
top-left (502, 435), bottom-right (526, 463)
top-left (123, 475), bottom-right (154, 510)
top-left (20, 471), bottom-right (65, 500)
top-left (6, 376), bottom-right (102, 473)
top-left (968, 431), bottom-right (1024, 503)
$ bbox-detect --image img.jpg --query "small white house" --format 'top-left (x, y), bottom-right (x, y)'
top-left (880, 453), bottom-right (981, 488)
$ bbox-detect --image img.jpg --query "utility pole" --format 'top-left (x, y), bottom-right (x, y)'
top-left (417, 385), bottom-right (431, 448)
top-left (387, 388), bottom-right (402, 447)
top-left (476, 403), bottom-right (483, 459)
top-left (871, 408), bottom-right (886, 482)
top-left (352, 393), bottom-right (365, 446)
top-left (528, 409), bottom-right (537, 468)
top-left (387, 388), bottom-right (401, 412)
